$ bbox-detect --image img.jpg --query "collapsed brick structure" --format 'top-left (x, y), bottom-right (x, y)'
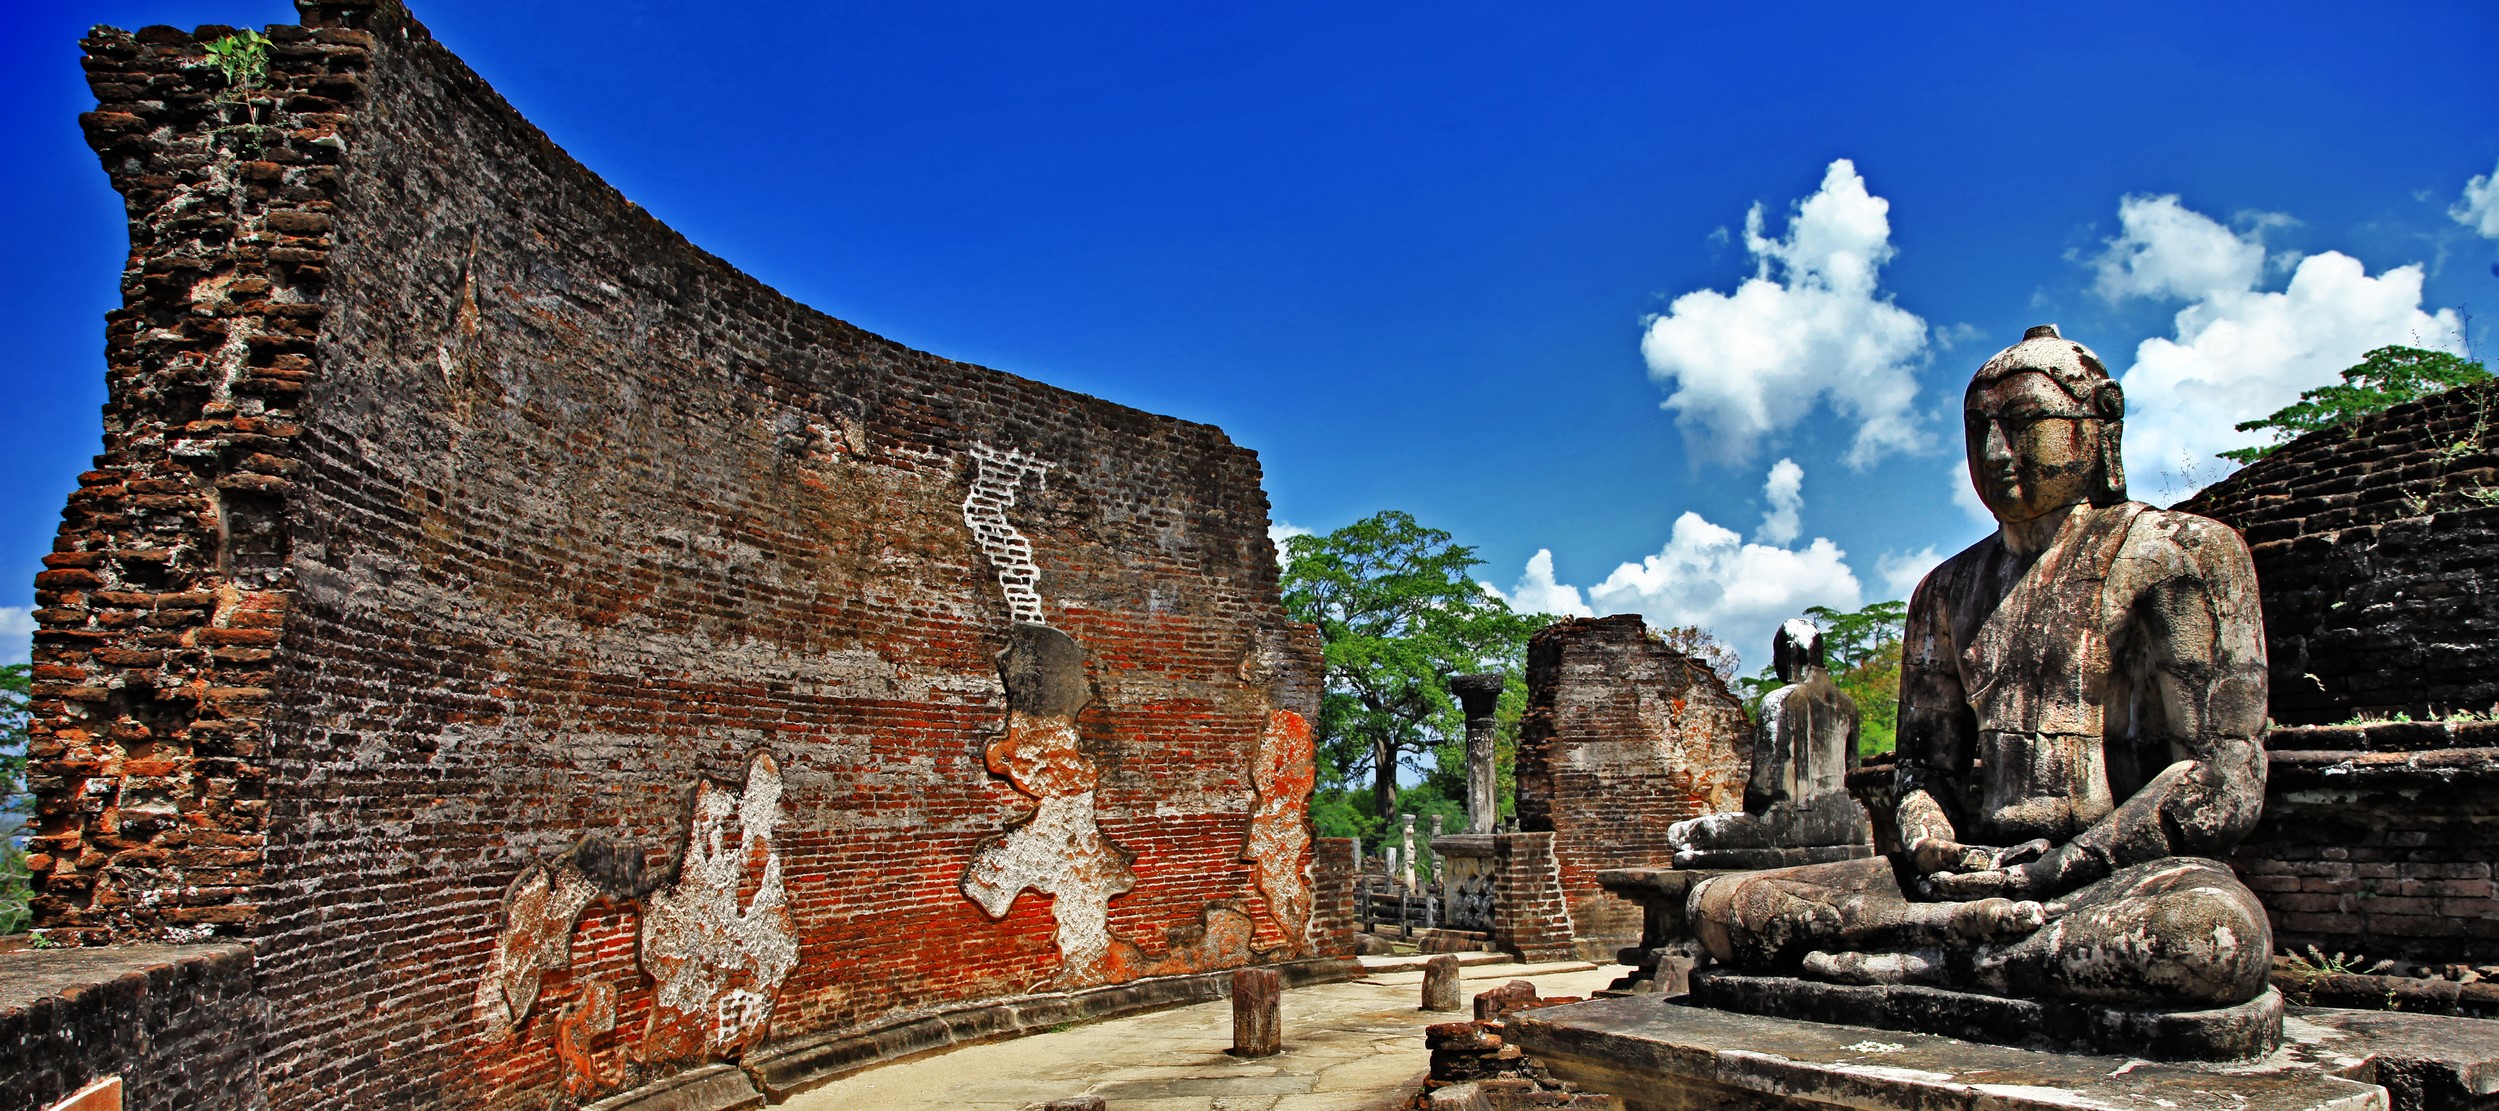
top-left (1514, 615), bottom-right (1747, 959)
top-left (2177, 378), bottom-right (2499, 971)
top-left (18, 2), bottom-right (1340, 1107)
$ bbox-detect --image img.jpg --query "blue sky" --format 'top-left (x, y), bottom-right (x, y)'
top-left (5, 2), bottom-right (2498, 670)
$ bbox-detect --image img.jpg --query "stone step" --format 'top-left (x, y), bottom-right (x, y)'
top-left (1358, 951), bottom-right (1515, 974)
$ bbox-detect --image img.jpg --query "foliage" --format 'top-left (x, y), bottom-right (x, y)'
top-left (1280, 511), bottom-right (1550, 821)
top-left (204, 30), bottom-right (272, 93)
top-left (1735, 601), bottom-right (1908, 759)
top-left (2, 663), bottom-right (31, 935)
top-left (1311, 782), bottom-right (1470, 880)
top-left (1656, 624), bottom-right (1740, 683)
top-left (2219, 346), bottom-right (2491, 464)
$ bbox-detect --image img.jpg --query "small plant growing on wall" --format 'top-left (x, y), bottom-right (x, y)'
top-left (203, 30), bottom-right (274, 155)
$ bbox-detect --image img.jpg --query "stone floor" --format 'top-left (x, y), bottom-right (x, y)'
top-left (779, 958), bottom-right (1621, 1111)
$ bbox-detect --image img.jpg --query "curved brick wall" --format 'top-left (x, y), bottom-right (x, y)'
top-left (29, 2), bottom-right (1327, 1106)
top-left (2176, 377), bottom-right (2499, 725)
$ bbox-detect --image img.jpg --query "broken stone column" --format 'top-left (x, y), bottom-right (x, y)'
top-left (1402, 814), bottom-right (1419, 890)
top-left (1450, 673), bottom-right (1507, 834)
top-left (1430, 814), bottom-right (1446, 883)
top-left (1422, 954), bottom-right (1463, 1012)
top-left (1230, 968), bottom-right (1282, 1057)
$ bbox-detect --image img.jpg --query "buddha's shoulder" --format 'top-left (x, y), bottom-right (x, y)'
top-left (2111, 503), bottom-right (2255, 570)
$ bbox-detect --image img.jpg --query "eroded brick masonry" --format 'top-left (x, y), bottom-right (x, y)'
top-left (2181, 379), bottom-right (2499, 966)
top-left (24, 2), bottom-right (1334, 1106)
top-left (1514, 615), bottom-right (1747, 958)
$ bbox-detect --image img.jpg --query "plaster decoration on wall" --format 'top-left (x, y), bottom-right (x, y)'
top-left (473, 858), bottom-right (598, 1041)
top-left (1245, 709), bottom-right (1316, 952)
top-left (638, 751), bottom-right (799, 1063)
top-left (964, 443), bottom-right (1054, 625)
top-left (962, 623), bottom-right (1140, 984)
top-left (555, 978), bottom-right (618, 1098)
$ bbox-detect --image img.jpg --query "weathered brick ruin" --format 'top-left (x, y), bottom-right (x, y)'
top-left (13, 2), bottom-right (1342, 1107)
top-left (1514, 615), bottom-right (1747, 959)
top-left (2178, 379), bottom-right (2499, 977)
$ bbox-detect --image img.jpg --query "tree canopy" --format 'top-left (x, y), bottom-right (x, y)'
top-left (2219, 345), bottom-right (2491, 464)
top-left (1279, 511), bottom-right (1549, 822)
top-left (2, 662), bottom-right (31, 935)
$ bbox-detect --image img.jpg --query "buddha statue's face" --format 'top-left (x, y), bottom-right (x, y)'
top-left (1964, 371), bottom-right (2110, 525)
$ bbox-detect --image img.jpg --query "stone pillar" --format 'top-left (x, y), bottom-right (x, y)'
top-left (1429, 814), bottom-right (1445, 884)
top-left (1421, 954), bottom-right (1463, 1012)
top-left (1230, 968), bottom-right (1282, 1057)
top-left (1401, 814), bottom-right (1418, 890)
top-left (1450, 673), bottom-right (1507, 834)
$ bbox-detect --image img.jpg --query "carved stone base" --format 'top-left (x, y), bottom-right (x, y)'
top-left (1508, 994), bottom-right (2416, 1111)
top-left (1688, 969), bottom-right (2286, 1062)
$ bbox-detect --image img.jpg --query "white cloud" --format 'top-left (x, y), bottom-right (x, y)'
top-left (1754, 458), bottom-right (1804, 545)
top-left (1501, 461), bottom-right (1864, 671)
top-left (1484, 549), bottom-right (1595, 619)
top-left (1268, 520), bottom-right (1313, 565)
top-left (0, 606), bottom-right (31, 667)
top-left (2092, 194), bottom-right (2268, 303)
top-left (1585, 514), bottom-right (1863, 670)
top-left (1640, 159), bottom-right (1932, 470)
top-left (2086, 195), bottom-right (2467, 505)
top-left (1875, 547), bottom-right (1944, 602)
top-left (2453, 158), bottom-right (2499, 239)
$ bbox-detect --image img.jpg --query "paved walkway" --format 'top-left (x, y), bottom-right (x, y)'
top-left (780, 958), bottom-right (1625, 1111)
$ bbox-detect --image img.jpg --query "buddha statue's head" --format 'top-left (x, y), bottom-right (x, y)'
top-left (1771, 618), bottom-right (1826, 684)
top-left (1964, 324), bottom-right (2127, 525)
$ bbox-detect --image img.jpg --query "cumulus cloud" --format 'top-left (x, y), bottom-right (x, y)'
top-left (1875, 547), bottom-right (1945, 602)
top-left (1495, 462), bottom-right (1863, 671)
top-left (1754, 458), bottom-right (1804, 545)
top-left (1486, 550), bottom-right (1595, 619)
top-left (2087, 194), bottom-right (2467, 504)
top-left (1640, 159), bottom-right (1932, 470)
top-left (1268, 520), bottom-right (1313, 565)
top-left (1, 606), bottom-right (31, 667)
top-left (2454, 158), bottom-right (2499, 239)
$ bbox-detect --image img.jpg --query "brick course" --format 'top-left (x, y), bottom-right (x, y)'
top-left (28, 2), bottom-right (1324, 1108)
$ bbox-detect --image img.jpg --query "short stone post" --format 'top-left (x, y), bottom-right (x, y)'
top-left (1450, 673), bottom-right (1506, 834)
top-left (1230, 967), bottom-right (1282, 1057)
top-left (1421, 954), bottom-right (1463, 1012)
top-left (1401, 813), bottom-right (1418, 890)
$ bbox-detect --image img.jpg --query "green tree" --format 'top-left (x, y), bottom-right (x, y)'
top-left (2, 662), bottom-right (31, 935)
top-left (1280, 512), bottom-right (1548, 822)
top-left (2219, 345), bottom-right (2490, 464)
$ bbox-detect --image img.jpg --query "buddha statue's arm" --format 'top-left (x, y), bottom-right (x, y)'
top-left (1892, 574), bottom-right (1991, 876)
top-left (1926, 514), bottom-right (2268, 901)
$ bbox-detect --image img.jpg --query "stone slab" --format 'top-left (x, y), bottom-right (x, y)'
top-left (1690, 969), bottom-right (2285, 1062)
top-left (581, 1064), bottom-right (765, 1111)
top-left (1669, 843), bottom-right (1874, 870)
top-left (1509, 993), bottom-right (2388, 1111)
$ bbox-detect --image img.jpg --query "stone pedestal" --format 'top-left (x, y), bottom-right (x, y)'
top-left (1507, 993), bottom-right (2499, 1111)
top-left (1691, 969), bottom-right (2285, 1063)
top-left (1229, 968), bottom-right (1281, 1057)
top-left (1590, 867), bottom-right (1731, 995)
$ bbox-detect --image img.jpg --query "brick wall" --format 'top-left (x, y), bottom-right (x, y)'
top-left (1308, 837), bottom-right (1359, 960)
top-left (1514, 615), bottom-right (1748, 956)
top-left (2175, 379), bottom-right (2499, 725)
top-left (29, 3), bottom-right (1324, 1108)
top-left (1487, 833), bottom-right (1578, 964)
top-left (2177, 379), bottom-right (2499, 966)
top-left (0, 944), bottom-right (266, 1111)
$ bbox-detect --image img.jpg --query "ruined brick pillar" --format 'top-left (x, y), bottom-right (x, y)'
top-left (1515, 615), bottom-right (1748, 958)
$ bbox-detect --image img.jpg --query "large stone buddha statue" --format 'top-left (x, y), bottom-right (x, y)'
top-left (1687, 325), bottom-right (2274, 1045)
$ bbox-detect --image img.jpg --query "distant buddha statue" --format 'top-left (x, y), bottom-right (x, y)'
top-left (1666, 619), bottom-right (1871, 869)
top-left (1689, 325), bottom-right (2274, 1023)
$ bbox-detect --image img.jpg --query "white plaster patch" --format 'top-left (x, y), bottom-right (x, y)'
top-left (637, 752), bottom-right (799, 1061)
top-left (1843, 1041), bottom-right (1906, 1054)
top-left (472, 858), bottom-right (599, 1041)
top-left (1966, 1085), bottom-right (2123, 1110)
top-left (961, 788), bottom-right (1135, 979)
